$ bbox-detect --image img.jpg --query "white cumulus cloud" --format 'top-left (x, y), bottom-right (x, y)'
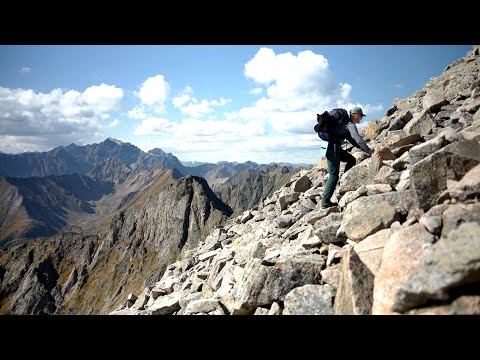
top-left (172, 94), bottom-right (191, 108)
top-left (128, 105), bottom-right (149, 120)
top-left (133, 117), bottom-right (177, 135)
top-left (0, 84), bottom-right (124, 153)
top-left (171, 86), bottom-right (230, 118)
top-left (241, 48), bottom-right (383, 135)
top-left (134, 116), bottom-right (264, 140)
top-left (180, 98), bottom-right (230, 118)
top-left (136, 74), bottom-right (170, 113)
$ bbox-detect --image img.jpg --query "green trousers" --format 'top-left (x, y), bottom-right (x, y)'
top-left (322, 143), bottom-right (356, 205)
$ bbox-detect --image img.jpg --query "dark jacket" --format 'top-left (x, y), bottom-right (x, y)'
top-left (334, 116), bottom-right (373, 155)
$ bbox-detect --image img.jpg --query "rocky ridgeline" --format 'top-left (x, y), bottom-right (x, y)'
top-left (0, 175), bottom-right (232, 314)
top-left (111, 46), bottom-right (480, 315)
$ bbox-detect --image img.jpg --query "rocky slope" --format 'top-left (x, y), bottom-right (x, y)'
top-left (110, 45), bottom-right (480, 315)
top-left (0, 175), bottom-right (233, 314)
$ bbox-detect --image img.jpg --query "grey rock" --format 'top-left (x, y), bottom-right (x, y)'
top-left (303, 207), bottom-right (339, 225)
top-left (409, 134), bottom-right (447, 165)
top-left (404, 110), bottom-right (436, 137)
top-left (343, 192), bottom-right (414, 242)
top-left (240, 210), bottom-right (254, 224)
top-left (384, 131), bottom-right (422, 150)
top-left (292, 175), bottom-right (313, 193)
top-left (442, 163), bottom-right (480, 202)
top-left (372, 224), bottom-right (435, 314)
top-left (235, 257), bottom-right (324, 313)
top-left (178, 292), bottom-right (203, 309)
top-left (284, 284), bottom-right (334, 315)
top-left (268, 301), bottom-right (282, 315)
top-left (314, 213), bottom-right (344, 244)
top-left (334, 247), bottom-right (375, 315)
top-left (338, 160), bottom-right (373, 195)
top-left (441, 203), bottom-right (480, 238)
top-left (388, 110), bottom-right (413, 131)
top-left (10, 257), bottom-right (59, 315)
top-left (419, 215), bottom-right (443, 235)
top-left (185, 299), bottom-right (220, 314)
top-left (147, 291), bottom-right (183, 315)
top-left (198, 249), bottom-right (221, 262)
top-left (422, 87), bottom-right (449, 113)
top-left (459, 96), bottom-right (480, 113)
top-left (393, 222), bottom-right (480, 312)
top-left (391, 144), bottom-right (415, 158)
top-left (276, 215), bottom-right (294, 229)
top-left (304, 187), bottom-right (324, 201)
top-left (320, 264), bottom-right (340, 288)
top-left (254, 307), bottom-right (269, 315)
top-left (234, 241), bottom-right (267, 265)
top-left (372, 166), bottom-right (401, 188)
top-left (353, 228), bottom-right (389, 275)
top-left (410, 140), bottom-right (480, 210)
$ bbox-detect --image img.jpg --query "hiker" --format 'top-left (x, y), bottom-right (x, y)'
top-left (321, 106), bottom-right (373, 208)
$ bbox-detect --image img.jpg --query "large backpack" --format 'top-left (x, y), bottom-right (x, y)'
top-left (314, 108), bottom-right (349, 142)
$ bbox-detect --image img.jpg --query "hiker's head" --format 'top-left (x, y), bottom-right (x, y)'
top-left (350, 106), bottom-right (366, 124)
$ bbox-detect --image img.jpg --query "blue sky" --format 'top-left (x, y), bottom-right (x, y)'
top-left (0, 45), bottom-right (472, 164)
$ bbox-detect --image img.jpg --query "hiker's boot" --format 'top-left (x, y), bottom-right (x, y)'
top-left (321, 201), bottom-right (338, 209)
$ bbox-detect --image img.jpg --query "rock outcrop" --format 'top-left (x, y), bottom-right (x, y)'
top-left (0, 176), bottom-right (232, 314)
top-left (212, 165), bottom-right (301, 214)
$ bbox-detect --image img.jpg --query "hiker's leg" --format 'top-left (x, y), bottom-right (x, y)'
top-left (339, 148), bottom-right (357, 173)
top-left (322, 143), bottom-right (341, 205)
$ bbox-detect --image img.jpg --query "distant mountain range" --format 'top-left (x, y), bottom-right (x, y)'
top-left (181, 160), bottom-right (209, 167)
top-left (0, 138), bottom-right (311, 179)
top-left (0, 138), bottom-right (309, 245)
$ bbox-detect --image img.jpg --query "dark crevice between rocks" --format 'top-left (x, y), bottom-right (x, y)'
top-left (0, 266), bottom-right (5, 283)
top-left (261, 259), bottom-right (277, 267)
top-left (448, 281), bottom-right (480, 298)
top-left (178, 189), bottom-right (194, 250)
top-left (397, 278), bottom-right (480, 313)
top-left (218, 301), bottom-right (230, 315)
top-left (36, 257), bottom-right (60, 292)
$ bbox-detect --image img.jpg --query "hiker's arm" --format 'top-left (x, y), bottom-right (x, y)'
top-left (346, 123), bottom-right (373, 155)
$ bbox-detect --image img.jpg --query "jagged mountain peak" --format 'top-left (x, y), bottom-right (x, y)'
top-left (148, 148), bottom-right (167, 156)
top-left (105, 137), bottom-right (124, 145)
top-left (147, 148), bottom-right (179, 162)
